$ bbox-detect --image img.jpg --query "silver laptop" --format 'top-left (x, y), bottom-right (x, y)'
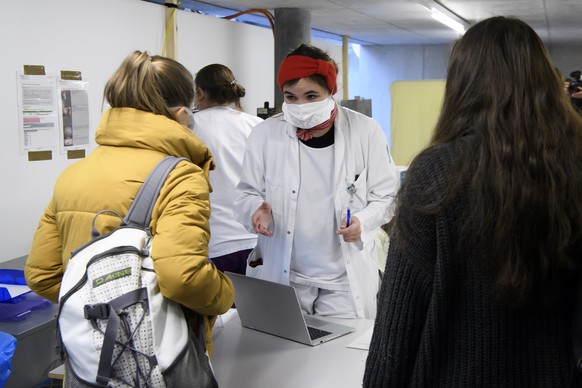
top-left (225, 271), bottom-right (355, 346)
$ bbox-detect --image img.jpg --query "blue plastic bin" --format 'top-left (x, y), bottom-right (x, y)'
top-left (0, 332), bottom-right (16, 386)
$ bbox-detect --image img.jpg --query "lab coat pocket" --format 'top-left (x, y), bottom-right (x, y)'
top-left (245, 248), bottom-right (264, 278)
top-left (347, 168), bottom-right (368, 211)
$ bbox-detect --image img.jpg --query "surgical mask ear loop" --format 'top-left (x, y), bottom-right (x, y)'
top-left (170, 106), bottom-right (195, 131)
top-left (186, 109), bottom-right (195, 130)
top-left (194, 88), bottom-right (203, 111)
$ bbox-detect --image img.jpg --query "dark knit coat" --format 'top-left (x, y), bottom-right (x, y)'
top-left (364, 138), bottom-right (582, 387)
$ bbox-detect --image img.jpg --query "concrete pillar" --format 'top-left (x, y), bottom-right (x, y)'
top-left (274, 8), bottom-right (311, 110)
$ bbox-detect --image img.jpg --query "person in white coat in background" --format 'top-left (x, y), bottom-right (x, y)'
top-left (234, 43), bottom-right (399, 319)
top-left (192, 63), bottom-right (262, 274)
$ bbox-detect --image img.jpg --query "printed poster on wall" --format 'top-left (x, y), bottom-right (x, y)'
top-left (58, 75), bottom-right (90, 154)
top-left (16, 71), bottom-right (59, 153)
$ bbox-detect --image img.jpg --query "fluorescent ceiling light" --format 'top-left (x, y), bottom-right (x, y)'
top-left (417, 0), bottom-right (469, 34)
top-left (431, 8), bottom-right (466, 34)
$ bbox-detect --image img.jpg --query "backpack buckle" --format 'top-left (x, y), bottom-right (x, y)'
top-left (84, 303), bottom-right (110, 320)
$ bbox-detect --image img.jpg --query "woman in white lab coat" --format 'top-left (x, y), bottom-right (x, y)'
top-left (234, 44), bottom-right (399, 319)
top-left (192, 64), bottom-right (262, 274)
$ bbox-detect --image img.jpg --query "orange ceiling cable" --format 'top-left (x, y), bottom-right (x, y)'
top-left (223, 9), bottom-right (275, 36)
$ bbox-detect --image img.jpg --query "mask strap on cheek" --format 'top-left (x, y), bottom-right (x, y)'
top-left (186, 109), bottom-right (195, 130)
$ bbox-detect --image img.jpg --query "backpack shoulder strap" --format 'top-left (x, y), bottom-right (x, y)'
top-left (123, 156), bottom-right (188, 228)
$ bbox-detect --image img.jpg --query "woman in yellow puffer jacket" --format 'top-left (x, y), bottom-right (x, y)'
top-left (24, 51), bottom-right (235, 358)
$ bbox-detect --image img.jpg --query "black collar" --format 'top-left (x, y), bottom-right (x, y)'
top-left (299, 124), bottom-right (335, 148)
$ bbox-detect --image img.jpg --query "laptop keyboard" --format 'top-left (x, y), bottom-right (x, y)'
top-left (307, 326), bottom-right (332, 340)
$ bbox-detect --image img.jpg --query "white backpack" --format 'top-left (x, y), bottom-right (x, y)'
top-left (57, 156), bottom-right (218, 387)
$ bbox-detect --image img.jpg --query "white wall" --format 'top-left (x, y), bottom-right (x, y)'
top-left (6, 2), bottom-right (574, 264)
top-left (550, 44), bottom-right (582, 80)
top-left (0, 0), bottom-right (275, 263)
top-left (353, 41), bottom-right (582, 146)
top-left (0, 0), bottom-right (343, 263)
top-left (176, 12), bottom-right (273, 114)
top-left (348, 44), bottom-right (450, 144)
top-left (0, 0), bottom-right (167, 262)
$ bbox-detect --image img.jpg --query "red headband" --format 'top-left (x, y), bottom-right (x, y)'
top-left (277, 55), bottom-right (337, 93)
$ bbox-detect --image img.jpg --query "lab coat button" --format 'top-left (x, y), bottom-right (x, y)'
top-left (347, 260), bottom-right (351, 264)
top-left (292, 190), bottom-right (296, 194)
top-left (287, 231), bottom-right (291, 235)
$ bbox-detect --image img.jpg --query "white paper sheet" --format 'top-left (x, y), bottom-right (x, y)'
top-left (347, 325), bottom-right (374, 350)
top-left (212, 308), bottom-right (239, 339)
top-left (0, 283), bottom-right (31, 298)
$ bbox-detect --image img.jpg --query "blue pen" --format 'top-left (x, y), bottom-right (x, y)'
top-left (346, 208), bottom-right (351, 227)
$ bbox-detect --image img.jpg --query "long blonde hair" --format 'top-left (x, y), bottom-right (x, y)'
top-left (103, 50), bottom-right (194, 120)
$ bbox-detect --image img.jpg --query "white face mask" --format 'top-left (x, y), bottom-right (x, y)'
top-left (282, 97), bottom-right (336, 129)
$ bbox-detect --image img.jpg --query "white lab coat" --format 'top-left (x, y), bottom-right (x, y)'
top-left (234, 105), bottom-right (399, 318)
top-left (191, 106), bottom-right (262, 258)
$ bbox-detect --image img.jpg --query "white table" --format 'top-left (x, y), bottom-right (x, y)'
top-left (211, 311), bottom-right (373, 388)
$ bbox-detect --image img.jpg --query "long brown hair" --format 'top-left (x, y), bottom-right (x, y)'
top-left (398, 16), bottom-right (582, 305)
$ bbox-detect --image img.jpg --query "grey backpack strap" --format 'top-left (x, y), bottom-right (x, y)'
top-left (93, 288), bottom-right (150, 386)
top-left (123, 156), bottom-right (188, 228)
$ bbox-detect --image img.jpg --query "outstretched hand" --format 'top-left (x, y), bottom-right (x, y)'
top-left (252, 201), bottom-right (273, 236)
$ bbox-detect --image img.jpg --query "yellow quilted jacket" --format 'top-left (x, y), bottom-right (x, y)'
top-left (25, 108), bottom-right (235, 355)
